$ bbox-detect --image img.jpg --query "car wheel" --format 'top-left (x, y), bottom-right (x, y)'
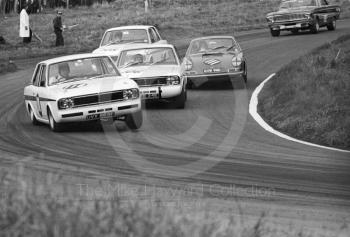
top-left (173, 88), bottom-right (187, 109)
top-left (310, 20), bottom-right (320, 34)
top-left (327, 19), bottom-right (336, 31)
top-left (270, 29), bottom-right (280, 37)
top-left (28, 106), bottom-right (40, 126)
top-left (48, 109), bottom-right (63, 132)
top-left (291, 29), bottom-right (299, 34)
top-left (187, 80), bottom-right (194, 89)
top-left (242, 62), bottom-right (247, 84)
top-left (125, 110), bottom-right (143, 130)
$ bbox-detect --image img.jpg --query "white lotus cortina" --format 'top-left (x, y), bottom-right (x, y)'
top-left (116, 44), bottom-right (187, 109)
top-left (92, 25), bottom-right (167, 63)
top-left (23, 54), bottom-right (142, 132)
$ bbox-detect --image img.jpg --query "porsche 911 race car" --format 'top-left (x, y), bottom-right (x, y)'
top-left (182, 36), bottom-right (247, 87)
top-left (23, 54), bottom-right (142, 132)
top-left (92, 25), bottom-right (167, 63)
top-left (116, 44), bottom-right (187, 109)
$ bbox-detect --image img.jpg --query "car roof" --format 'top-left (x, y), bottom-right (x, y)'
top-left (40, 53), bottom-right (112, 65)
top-left (118, 43), bottom-right (175, 52)
top-left (106, 25), bottom-right (154, 32)
top-left (190, 35), bottom-right (235, 42)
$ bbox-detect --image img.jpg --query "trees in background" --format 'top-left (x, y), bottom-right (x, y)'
top-left (0, 0), bottom-right (102, 14)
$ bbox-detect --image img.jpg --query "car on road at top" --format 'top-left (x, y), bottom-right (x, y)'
top-left (92, 25), bottom-right (167, 63)
top-left (182, 36), bottom-right (247, 87)
top-left (24, 54), bottom-right (142, 132)
top-left (116, 44), bottom-right (187, 109)
top-left (266, 0), bottom-right (341, 37)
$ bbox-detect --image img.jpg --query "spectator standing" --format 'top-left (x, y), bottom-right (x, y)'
top-left (53, 10), bottom-right (64, 46)
top-left (19, 5), bottom-right (32, 43)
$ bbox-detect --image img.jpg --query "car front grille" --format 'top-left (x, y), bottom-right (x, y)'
top-left (73, 90), bottom-right (124, 107)
top-left (132, 77), bottom-right (167, 87)
top-left (274, 13), bottom-right (306, 22)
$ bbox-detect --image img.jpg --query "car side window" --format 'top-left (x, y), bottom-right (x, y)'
top-left (151, 28), bottom-right (160, 42)
top-left (39, 65), bottom-right (47, 87)
top-left (148, 29), bottom-right (156, 43)
top-left (101, 57), bottom-right (120, 76)
top-left (320, 0), bottom-right (328, 5)
top-left (154, 28), bottom-right (162, 40)
top-left (32, 64), bottom-right (41, 86)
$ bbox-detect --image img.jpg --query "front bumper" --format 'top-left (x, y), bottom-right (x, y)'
top-left (54, 99), bottom-right (141, 123)
top-left (184, 70), bottom-right (244, 80)
top-left (269, 19), bottom-right (314, 31)
top-left (138, 85), bottom-right (183, 100)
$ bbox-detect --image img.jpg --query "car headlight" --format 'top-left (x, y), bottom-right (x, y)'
top-left (266, 16), bottom-right (274, 23)
top-left (232, 53), bottom-right (243, 67)
top-left (304, 13), bottom-right (312, 19)
top-left (166, 76), bottom-right (181, 85)
top-left (123, 88), bottom-right (139, 100)
top-left (58, 98), bottom-right (74, 110)
top-left (183, 58), bottom-right (193, 71)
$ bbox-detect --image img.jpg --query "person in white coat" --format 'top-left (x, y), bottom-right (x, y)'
top-left (19, 5), bottom-right (32, 43)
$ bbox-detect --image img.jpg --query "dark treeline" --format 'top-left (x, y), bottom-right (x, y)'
top-left (1, 0), bottom-right (273, 15)
top-left (0, 0), bottom-right (113, 14)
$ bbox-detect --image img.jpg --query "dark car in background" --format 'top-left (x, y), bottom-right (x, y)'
top-left (266, 0), bottom-right (341, 37)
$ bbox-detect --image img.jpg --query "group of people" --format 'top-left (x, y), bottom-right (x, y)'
top-left (19, 6), bottom-right (64, 46)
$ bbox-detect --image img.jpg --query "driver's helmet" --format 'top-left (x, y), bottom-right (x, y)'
top-left (133, 54), bottom-right (144, 63)
top-left (114, 31), bottom-right (123, 41)
top-left (58, 62), bottom-right (70, 76)
top-left (198, 40), bottom-right (208, 51)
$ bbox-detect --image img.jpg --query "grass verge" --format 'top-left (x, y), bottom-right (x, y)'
top-left (258, 34), bottom-right (350, 150)
top-left (1, 0), bottom-right (349, 60)
top-left (0, 159), bottom-right (348, 237)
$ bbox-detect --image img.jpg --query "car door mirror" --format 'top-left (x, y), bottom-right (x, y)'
top-left (158, 40), bottom-right (168, 44)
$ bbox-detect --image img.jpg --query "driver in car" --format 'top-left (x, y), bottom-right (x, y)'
top-left (133, 54), bottom-right (144, 64)
top-left (57, 63), bottom-right (70, 80)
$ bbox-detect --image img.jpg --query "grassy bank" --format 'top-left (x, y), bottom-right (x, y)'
top-left (0, 0), bottom-right (279, 60)
top-left (1, 0), bottom-right (349, 61)
top-left (258, 34), bottom-right (350, 150)
top-left (0, 160), bottom-right (348, 237)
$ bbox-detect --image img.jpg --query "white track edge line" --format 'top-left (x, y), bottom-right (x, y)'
top-left (249, 73), bottom-right (350, 153)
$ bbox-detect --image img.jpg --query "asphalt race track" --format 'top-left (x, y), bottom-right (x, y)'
top-left (1, 20), bottom-right (350, 214)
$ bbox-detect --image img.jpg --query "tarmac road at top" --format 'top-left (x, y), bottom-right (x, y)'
top-left (0, 20), bottom-right (350, 212)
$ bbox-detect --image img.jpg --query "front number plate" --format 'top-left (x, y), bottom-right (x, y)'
top-left (86, 112), bottom-right (115, 120)
top-left (280, 24), bottom-right (301, 29)
top-left (141, 91), bottom-right (159, 99)
top-left (204, 68), bottom-right (221, 73)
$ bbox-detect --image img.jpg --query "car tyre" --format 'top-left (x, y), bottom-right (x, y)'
top-left (310, 20), bottom-right (320, 34)
top-left (48, 109), bottom-right (63, 132)
top-left (291, 29), bottom-right (299, 34)
top-left (327, 19), bottom-right (336, 31)
top-left (270, 29), bottom-right (280, 37)
top-left (187, 80), bottom-right (194, 89)
top-left (28, 106), bottom-right (40, 126)
top-left (173, 88), bottom-right (187, 109)
top-left (126, 110), bottom-right (143, 130)
top-left (242, 62), bottom-right (247, 84)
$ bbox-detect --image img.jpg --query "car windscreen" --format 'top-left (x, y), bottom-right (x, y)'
top-left (279, 0), bottom-right (316, 9)
top-left (189, 38), bottom-right (238, 55)
top-left (48, 57), bottom-right (120, 86)
top-left (118, 47), bottom-right (178, 68)
top-left (101, 29), bottom-right (149, 46)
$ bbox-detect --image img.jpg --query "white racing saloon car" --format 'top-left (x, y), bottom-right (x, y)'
top-left (116, 44), bottom-right (187, 109)
top-left (24, 54), bottom-right (142, 132)
top-left (92, 25), bottom-right (167, 63)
